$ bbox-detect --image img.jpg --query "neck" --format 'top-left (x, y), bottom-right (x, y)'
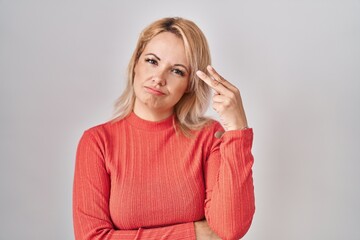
top-left (133, 101), bottom-right (173, 122)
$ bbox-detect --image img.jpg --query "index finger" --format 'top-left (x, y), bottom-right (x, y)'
top-left (206, 65), bottom-right (237, 92)
top-left (196, 70), bottom-right (226, 95)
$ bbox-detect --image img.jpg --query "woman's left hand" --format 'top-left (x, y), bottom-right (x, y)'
top-left (194, 220), bottom-right (221, 240)
top-left (196, 65), bottom-right (248, 132)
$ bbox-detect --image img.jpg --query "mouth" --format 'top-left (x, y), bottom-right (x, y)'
top-left (144, 86), bottom-right (165, 96)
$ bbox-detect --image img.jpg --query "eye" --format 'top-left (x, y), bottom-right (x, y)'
top-left (145, 58), bottom-right (158, 65)
top-left (172, 68), bottom-right (185, 77)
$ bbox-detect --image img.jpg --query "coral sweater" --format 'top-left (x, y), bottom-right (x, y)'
top-left (73, 112), bottom-right (255, 240)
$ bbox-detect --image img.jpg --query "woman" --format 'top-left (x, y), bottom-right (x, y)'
top-left (73, 17), bottom-right (255, 240)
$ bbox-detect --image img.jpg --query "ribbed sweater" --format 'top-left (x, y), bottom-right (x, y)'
top-left (73, 112), bottom-right (255, 240)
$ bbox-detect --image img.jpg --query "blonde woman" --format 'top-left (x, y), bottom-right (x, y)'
top-left (73, 17), bottom-right (255, 240)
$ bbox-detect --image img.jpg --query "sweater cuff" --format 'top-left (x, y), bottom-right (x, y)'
top-left (222, 128), bottom-right (253, 141)
top-left (136, 222), bottom-right (196, 239)
top-left (164, 222), bottom-right (196, 240)
top-left (174, 222), bottom-right (195, 239)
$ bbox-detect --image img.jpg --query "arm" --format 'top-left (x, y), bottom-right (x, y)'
top-left (204, 127), bottom-right (255, 240)
top-left (73, 130), bottom-right (196, 240)
top-left (197, 66), bottom-right (255, 239)
top-left (194, 220), bottom-right (221, 240)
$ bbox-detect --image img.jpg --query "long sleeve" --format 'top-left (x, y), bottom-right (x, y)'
top-left (204, 126), bottom-right (255, 240)
top-left (72, 130), bottom-right (196, 240)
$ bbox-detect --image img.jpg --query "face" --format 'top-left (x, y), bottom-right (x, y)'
top-left (133, 32), bottom-right (190, 118)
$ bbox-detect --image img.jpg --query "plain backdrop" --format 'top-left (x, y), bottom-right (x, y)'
top-left (1, 0), bottom-right (359, 239)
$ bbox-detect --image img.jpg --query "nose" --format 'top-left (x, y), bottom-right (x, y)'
top-left (153, 68), bottom-right (167, 86)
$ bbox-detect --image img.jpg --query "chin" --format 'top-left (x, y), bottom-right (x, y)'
top-left (143, 97), bottom-right (166, 110)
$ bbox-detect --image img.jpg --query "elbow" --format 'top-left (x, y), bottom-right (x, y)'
top-left (74, 227), bottom-right (114, 240)
top-left (217, 220), bottom-right (253, 240)
top-left (212, 207), bottom-right (255, 240)
top-left (231, 218), bottom-right (253, 240)
top-left (73, 215), bottom-right (115, 240)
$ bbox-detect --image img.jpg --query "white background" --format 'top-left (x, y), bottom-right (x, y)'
top-left (1, 0), bottom-right (359, 239)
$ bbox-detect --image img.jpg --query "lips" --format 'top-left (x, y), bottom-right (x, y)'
top-left (144, 86), bottom-right (165, 96)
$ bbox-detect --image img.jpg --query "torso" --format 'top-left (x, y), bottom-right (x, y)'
top-left (89, 113), bottom-right (219, 230)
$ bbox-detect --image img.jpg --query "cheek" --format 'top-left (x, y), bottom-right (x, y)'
top-left (133, 66), bottom-right (144, 87)
top-left (179, 77), bottom-right (190, 93)
top-left (134, 64), bottom-right (152, 84)
top-left (133, 70), bottom-right (142, 95)
top-left (171, 81), bottom-right (188, 99)
top-left (133, 65), bottom-right (140, 81)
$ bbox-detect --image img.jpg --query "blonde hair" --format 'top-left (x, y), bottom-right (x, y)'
top-left (112, 17), bottom-right (212, 136)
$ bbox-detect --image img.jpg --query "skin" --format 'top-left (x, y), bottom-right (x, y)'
top-left (194, 67), bottom-right (248, 239)
top-left (194, 220), bottom-right (221, 240)
top-left (132, 31), bottom-right (248, 239)
top-left (133, 32), bottom-right (190, 121)
top-left (196, 66), bottom-right (248, 131)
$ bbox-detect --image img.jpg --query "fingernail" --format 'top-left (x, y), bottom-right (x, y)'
top-left (214, 131), bottom-right (224, 138)
top-left (196, 70), bottom-right (205, 77)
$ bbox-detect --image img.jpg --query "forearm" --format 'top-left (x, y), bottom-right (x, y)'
top-left (194, 220), bottom-right (221, 240)
top-left (74, 221), bottom-right (196, 240)
top-left (205, 128), bottom-right (255, 240)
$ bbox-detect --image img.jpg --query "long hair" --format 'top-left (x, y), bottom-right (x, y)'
top-left (112, 17), bottom-right (212, 136)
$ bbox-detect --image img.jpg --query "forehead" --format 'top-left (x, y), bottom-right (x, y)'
top-left (143, 32), bottom-right (189, 66)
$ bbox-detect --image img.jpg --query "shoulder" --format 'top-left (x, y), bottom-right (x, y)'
top-left (76, 118), bottom-right (128, 157)
top-left (82, 121), bottom-right (108, 138)
top-left (80, 118), bottom-right (126, 143)
top-left (189, 118), bottom-right (224, 144)
top-left (199, 118), bottom-right (224, 135)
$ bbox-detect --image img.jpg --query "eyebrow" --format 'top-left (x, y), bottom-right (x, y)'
top-left (145, 53), bottom-right (161, 61)
top-left (144, 53), bottom-right (189, 73)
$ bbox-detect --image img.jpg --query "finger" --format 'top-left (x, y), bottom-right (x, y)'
top-left (212, 94), bottom-right (229, 103)
top-left (212, 102), bottom-right (224, 113)
top-left (214, 131), bottom-right (225, 139)
top-left (196, 70), bottom-right (231, 95)
top-left (206, 65), bottom-right (238, 92)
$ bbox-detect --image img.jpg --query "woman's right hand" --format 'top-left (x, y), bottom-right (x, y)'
top-left (194, 220), bottom-right (221, 240)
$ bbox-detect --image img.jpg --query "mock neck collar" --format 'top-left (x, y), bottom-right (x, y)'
top-left (125, 112), bottom-right (175, 131)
